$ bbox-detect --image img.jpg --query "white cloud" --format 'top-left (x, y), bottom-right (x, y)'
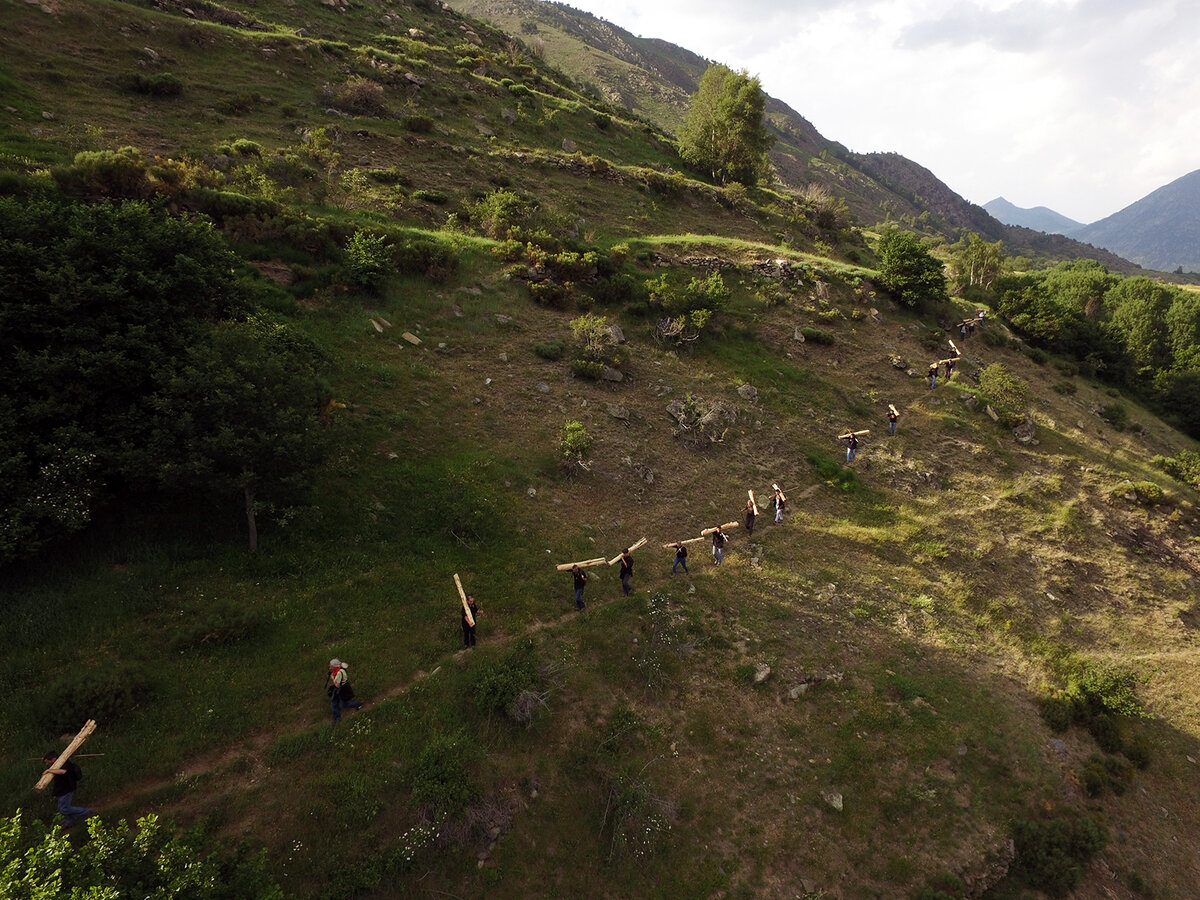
top-left (536, 0), bottom-right (1199, 223)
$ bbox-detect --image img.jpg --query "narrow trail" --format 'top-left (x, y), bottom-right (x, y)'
top-left (102, 484), bottom-right (832, 822)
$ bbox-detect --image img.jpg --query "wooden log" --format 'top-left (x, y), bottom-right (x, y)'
top-left (453, 573), bottom-right (474, 627)
top-left (34, 720), bottom-right (96, 792)
top-left (701, 521), bottom-right (740, 536)
top-left (837, 429), bottom-right (870, 439)
top-left (401, 331), bottom-right (421, 345)
top-left (555, 557), bottom-right (607, 572)
top-left (948, 339), bottom-right (960, 355)
top-left (747, 490), bottom-right (759, 516)
top-left (608, 537), bottom-right (648, 565)
top-left (772, 483), bottom-right (787, 503)
top-left (661, 536), bottom-right (708, 548)
top-left (888, 404), bottom-right (899, 416)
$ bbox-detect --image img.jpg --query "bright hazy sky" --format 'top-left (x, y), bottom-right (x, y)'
top-left (547, 0), bottom-right (1198, 224)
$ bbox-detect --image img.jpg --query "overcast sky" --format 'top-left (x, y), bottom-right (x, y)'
top-left (547, 0), bottom-right (1198, 224)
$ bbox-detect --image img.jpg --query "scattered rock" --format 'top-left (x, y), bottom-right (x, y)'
top-left (142, 47), bottom-right (160, 62)
top-left (793, 327), bottom-right (806, 343)
top-left (821, 789), bottom-right (843, 812)
top-left (561, 137), bottom-right (578, 153)
top-left (986, 404), bottom-right (1000, 421)
top-left (403, 72), bottom-right (425, 86)
top-left (1013, 415), bottom-right (1037, 444)
top-left (608, 324), bottom-right (625, 344)
top-left (736, 383), bottom-right (758, 401)
top-left (753, 664), bottom-right (772, 684)
top-left (607, 403), bottom-right (629, 420)
top-left (601, 366), bottom-right (624, 382)
top-left (41, 111), bottom-right (55, 120)
top-left (527, 487), bottom-right (536, 498)
top-left (789, 684), bottom-right (809, 699)
top-left (495, 314), bottom-right (512, 324)
top-left (889, 354), bottom-right (907, 369)
top-left (476, 123), bottom-right (494, 137)
top-left (501, 108), bottom-right (516, 124)
top-left (962, 395), bottom-right (980, 409)
top-left (536, 382), bottom-right (550, 394)
top-left (499, 351), bottom-right (508, 362)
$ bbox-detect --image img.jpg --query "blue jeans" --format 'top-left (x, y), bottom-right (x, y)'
top-left (889, 420), bottom-right (897, 435)
top-left (56, 792), bottom-right (91, 826)
top-left (672, 557), bottom-right (689, 574)
top-left (846, 447), bottom-right (856, 462)
top-left (331, 691), bottom-right (362, 723)
top-left (574, 588), bottom-right (585, 610)
top-left (713, 546), bottom-right (723, 565)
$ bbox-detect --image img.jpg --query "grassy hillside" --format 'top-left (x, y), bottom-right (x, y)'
top-left (4, 1), bottom-right (1200, 899)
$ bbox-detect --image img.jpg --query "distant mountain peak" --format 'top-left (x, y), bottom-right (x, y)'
top-left (983, 198), bottom-right (1083, 236)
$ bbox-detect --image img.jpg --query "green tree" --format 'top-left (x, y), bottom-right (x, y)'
top-left (1105, 277), bottom-right (1176, 377)
top-left (0, 811), bottom-right (281, 899)
top-left (0, 196), bottom-right (246, 563)
top-left (156, 316), bottom-right (329, 551)
top-left (875, 230), bottom-right (948, 309)
top-left (678, 65), bottom-right (774, 186)
top-left (948, 232), bottom-right (1005, 292)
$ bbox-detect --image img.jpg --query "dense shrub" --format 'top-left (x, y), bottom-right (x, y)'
top-left (474, 641), bottom-right (540, 717)
top-left (343, 229), bottom-right (393, 291)
top-left (534, 339), bottom-right (565, 360)
top-left (1010, 813), bottom-right (1107, 897)
top-left (412, 189), bottom-right (448, 205)
top-left (411, 731), bottom-right (479, 814)
top-left (800, 326), bottom-right (835, 345)
top-left (978, 363), bottom-right (1029, 418)
top-left (558, 420), bottom-right (592, 471)
top-left (326, 76), bottom-right (387, 115)
top-left (123, 72), bottom-right (184, 97)
top-left (184, 187), bottom-right (279, 219)
top-left (1099, 401), bottom-right (1128, 430)
top-left (51, 146), bottom-right (150, 199)
top-left (36, 664), bottom-right (154, 734)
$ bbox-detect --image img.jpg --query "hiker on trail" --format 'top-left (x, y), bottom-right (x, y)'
top-left (42, 753), bottom-right (91, 827)
top-left (846, 432), bottom-right (859, 462)
top-left (928, 362), bottom-right (938, 389)
top-left (773, 487), bottom-right (786, 523)
top-left (572, 564), bottom-right (588, 610)
top-left (888, 407), bottom-right (899, 435)
top-left (327, 659), bottom-right (363, 724)
top-left (462, 595), bottom-right (479, 649)
top-left (745, 499), bottom-right (756, 535)
top-left (672, 542), bottom-right (689, 575)
top-left (960, 322), bottom-right (968, 339)
top-left (619, 549), bottom-right (634, 596)
top-left (943, 357), bottom-right (956, 381)
top-left (712, 526), bottom-right (728, 565)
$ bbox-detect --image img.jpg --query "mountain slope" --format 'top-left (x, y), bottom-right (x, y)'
top-left (984, 196), bottom-right (1084, 235)
top-left (448, 0), bottom-right (1146, 274)
top-left (4, 1), bottom-right (1200, 899)
top-left (1071, 168), bottom-right (1200, 272)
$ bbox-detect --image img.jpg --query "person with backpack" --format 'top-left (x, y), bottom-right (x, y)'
top-left (327, 658), bottom-right (363, 724)
top-left (41, 753), bottom-right (92, 826)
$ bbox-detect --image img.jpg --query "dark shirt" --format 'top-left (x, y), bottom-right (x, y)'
top-left (620, 556), bottom-right (633, 576)
top-left (888, 411), bottom-right (897, 423)
top-left (712, 531), bottom-right (725, 547)
top-left (49, 761), bottom-right (81, 798)
top-left (675, 545), bottom-right (688, 559)
top-left (462, 600), bottom-right (478, 623)
top-left (848, 435), bottom-right (858, 449)
top-left (573, 570), bottom-right (588, 589)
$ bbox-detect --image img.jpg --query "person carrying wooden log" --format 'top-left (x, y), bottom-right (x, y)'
top-left (943, 356), bottom-right (956, 381)
top-left (745, 499), bottom-right (757, 535)
top-left (887, 404), bottom-right (899, 436)
top-left (41, 752), bottom-right (92, 826)
top-left (571, 564), bottom-right (588, 610)
top-left (327, 659), bottom-right (363, 724)
top-left (619, 549), bottom-right (634, 596)
top-left (672, 541), bottom-right (689, 575)
top-left (773, 484), bottom-right (786, 523)
top-left (928, 362), bottom-right (939, 389)
top-left (461, 595), bottom-right (479, 648)
top-left (846, 431), bottom-right (859, 462)
top-left (712, 525), bottom-right (728, 565)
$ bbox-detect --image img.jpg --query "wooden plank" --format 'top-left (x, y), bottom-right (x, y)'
top-left (34, 720), bottom-right (96, 792)
top-left (701, 521), bottom-right (740, 536)
top-left (888, 404), bottom-right (899, 416)
top-left (555, 557), bottom-right (607, 572)
top-left (453, 573), bottom-right (474, 627)
top-left (608, 537), bottom-right (648, 565)
top-left (661, 536), bottom-right (708, 548)
top-left (747, 490), bottom-right (759, 516)
top-left (948, 339), bottom-right (960, 355)
top-left (401, 331), bottom-right (421, 345)
top-left (838, 430), bottom-right (870, 439)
